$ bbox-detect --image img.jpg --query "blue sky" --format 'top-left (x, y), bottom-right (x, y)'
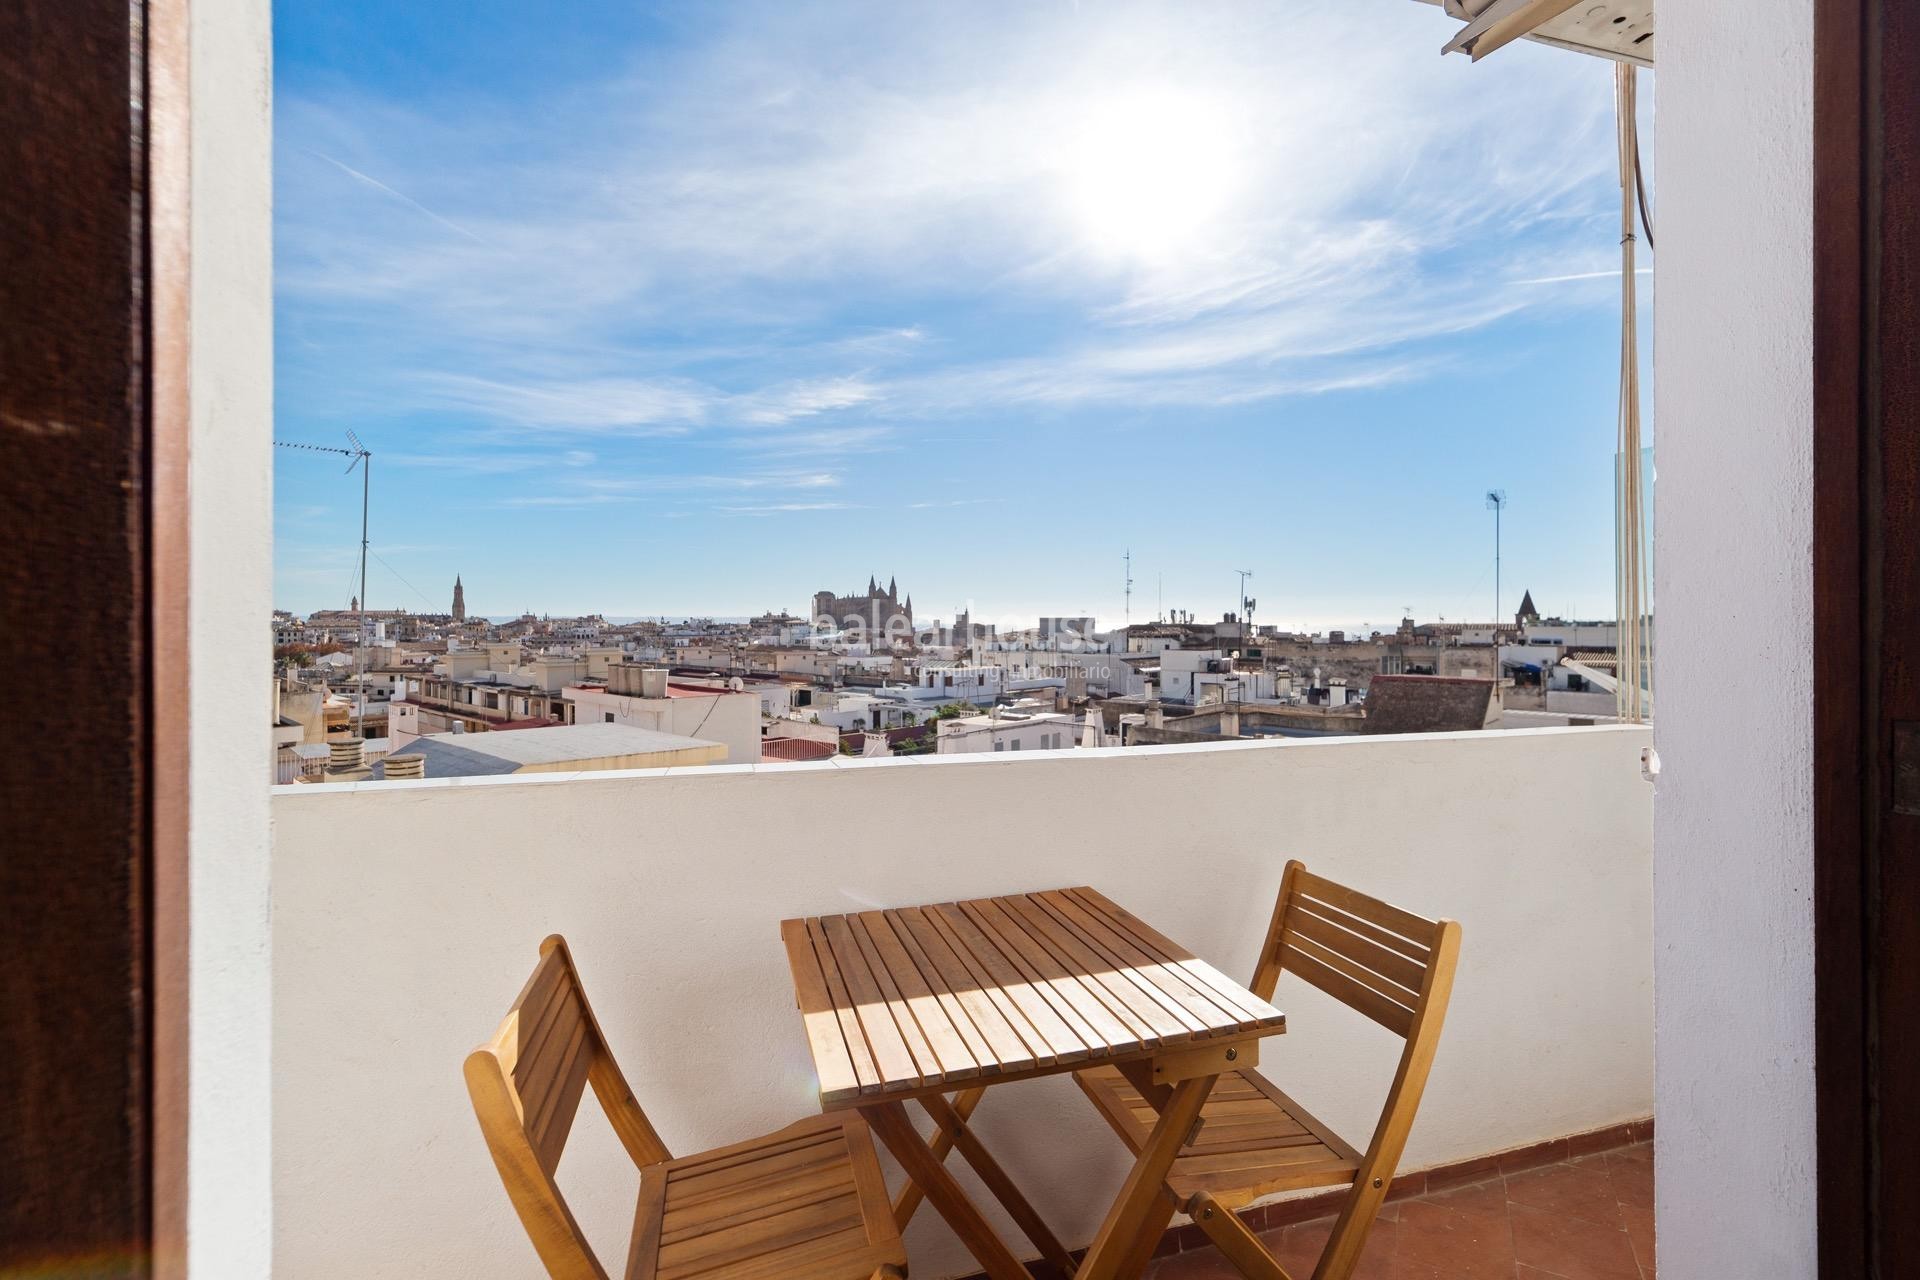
top-left (273, 0), bottom-right (1651, 631)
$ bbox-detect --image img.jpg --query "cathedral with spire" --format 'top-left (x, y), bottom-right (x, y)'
top-left (452, 574), bottom-right (466, 622)
top-left (811, 575), bottom-right (913, 634)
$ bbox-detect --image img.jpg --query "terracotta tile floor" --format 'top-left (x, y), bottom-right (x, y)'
top-left (1146, 1142), bottom-right (1655, 1280)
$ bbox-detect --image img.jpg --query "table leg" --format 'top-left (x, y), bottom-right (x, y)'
top-left (864, 1099), bottom-right (1034, 1280)
top-left (1074, 1072), bottom-right (1217, 1280)
top-left (1111, 1187), bottom-right (1180, 1279)
top-left (919, 1091), bottom-right (1078, 1276)
top-left (892, 1087), bottom-right (986, 1229)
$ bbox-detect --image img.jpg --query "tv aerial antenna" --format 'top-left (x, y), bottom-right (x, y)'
top-left (277, 431), bottom-right (373, 736)
top-left (1485, 489), bottom-right (1508, 625)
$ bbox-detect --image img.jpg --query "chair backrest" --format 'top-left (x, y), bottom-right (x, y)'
top-left (464, 935), bottom-right (672, 1280)
top-left (1249, 861), bottom-right (1462, 1280)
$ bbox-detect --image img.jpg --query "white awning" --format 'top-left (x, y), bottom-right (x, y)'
top-left (1416, 0), bottom-right (1654, 66)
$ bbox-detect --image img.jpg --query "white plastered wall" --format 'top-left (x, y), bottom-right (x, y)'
top-left (189, 0), bottom-right (274, 1271)
top-left (272, 727), bottom-right (1651, 1279)
top-left (1653, 1), bottom-right (1818, 1273)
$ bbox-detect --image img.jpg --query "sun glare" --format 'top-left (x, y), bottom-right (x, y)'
top-left (1062, 87), bottom-right (1242, 263)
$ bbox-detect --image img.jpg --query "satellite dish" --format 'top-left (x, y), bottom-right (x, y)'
top-left (728, 676), bottom-right (745, 692)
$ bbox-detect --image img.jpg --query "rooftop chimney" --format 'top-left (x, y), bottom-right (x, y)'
top-left (324, 736), bottom-right (372, 783)
top-left (382, 754), bottom-right (425, 781)
top-left (1080, 712), bottom-right (1104, 749)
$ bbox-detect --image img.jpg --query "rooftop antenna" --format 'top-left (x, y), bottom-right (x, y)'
top-left (1235, 569), bottom-right (1254, 630)
top-left (1485, 489), bottom-right (1508, 626)
top-left (278, 431), bottom-right (373, 737)
top-left (1123, 549), bottom-right (1133, 628)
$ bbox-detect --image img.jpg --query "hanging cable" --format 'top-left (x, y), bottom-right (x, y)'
top-left (1613, 62), bottom-right (1653, 723)
top-left (1633, 128), bottom-right (1656, 252)
top-left (370, 547), bottom-right (439, 612)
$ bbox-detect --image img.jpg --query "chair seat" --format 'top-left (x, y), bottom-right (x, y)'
top-left (1075, 1065), bottom-right (1365, 1211)
top-left (628, 1112), bottom-right (906, 1280)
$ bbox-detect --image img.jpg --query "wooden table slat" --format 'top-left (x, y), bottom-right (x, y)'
top-left (849, 911), bottom-right (982, 1080)
top-left (779, 918), bottom-right (868, 1103)
top-left (999, 893), bottom-right (1202, 1044)
top-left (816, 916), bottom-right (927, 1091)
top-left (925, 902), bottom-right (1094, 1064)
top-left (1028, 889), bottom-right (1233, 1034)
top-left (889, 908), bottom-right (1045, 1073)
top-left (1067, 887), bottom-right (1286, 1028)
top-left (959, 898), bottom-right (1140, 1051)
top-left (1030, 889), bottom-right (1249, 1034)
top-left (837, 909), bottom-right (948, 1090)
top-left (990, 895), bottom-right (1189, 1047)
top-left (801, 919), bottom-right (893, 1097)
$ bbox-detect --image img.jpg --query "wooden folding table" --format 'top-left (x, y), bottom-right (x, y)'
top-left (779, 886), bottom-right (1287, 1280)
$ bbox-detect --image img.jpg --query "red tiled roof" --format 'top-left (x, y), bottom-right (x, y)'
top-left (761, 737), bottom-right (837, 762)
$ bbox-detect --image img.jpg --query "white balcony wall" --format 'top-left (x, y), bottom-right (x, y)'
top-left (190, 0), bottom-right (274, 1269)
top-left (271, 726), bottom-right (1651, 1279)
top-left (1655, 0), bottom-right (1818, 1274)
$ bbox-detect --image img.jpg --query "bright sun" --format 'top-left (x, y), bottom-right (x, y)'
top-left (1062, 87), bottom-right (1242, 263)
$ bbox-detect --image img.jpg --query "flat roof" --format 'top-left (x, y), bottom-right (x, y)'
top-left (414, 720), bottom-right (720, 765)
top-left (944, 712), bottom-right (1074, 728)
top-left (568, 681), bottom-right (743, 699)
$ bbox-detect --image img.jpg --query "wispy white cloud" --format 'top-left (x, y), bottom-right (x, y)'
top-left (417, 374), bottom-right (713, 433)
top-left (384, 449), bottom-right (596, 473)
top-left (393, 368), bottom-right (889, 440)
top-left (717, 501), bottom-right (855, 515)
top-left (277, 0), bottom-right (1627, 463)
top-left (908, 497), bottom-right (1005, 510)
top-left (726, 426), bottom-right (896, 455)
top-left (497, 492), bottom-right (643, 508)
top-left (495, 468), bottom-right (842, 508)
top-left (731, 375), bottom-right (880, 424)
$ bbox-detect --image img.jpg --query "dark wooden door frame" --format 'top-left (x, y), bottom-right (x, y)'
top-left (0, 2), bottom-right (191, 1276)
top-left (150, 0), bottom-right (193, 1274)
top-left (1814, 0), bottom-right (1919, 1274)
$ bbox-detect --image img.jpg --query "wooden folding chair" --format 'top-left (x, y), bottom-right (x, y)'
top-left (465, 935), bottom-right (908, 1280)
top-left (1074, 862), bottom-right (1461, 1280)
